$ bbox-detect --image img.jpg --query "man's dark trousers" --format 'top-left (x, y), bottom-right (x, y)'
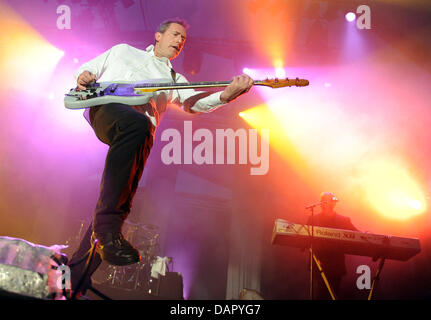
top-left (68, 103), bottom-right (154, 295)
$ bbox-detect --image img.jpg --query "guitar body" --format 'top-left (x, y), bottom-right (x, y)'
top-left (64, 77), bottom-right (309, 109)
top-left (64, 80), bottom-right (171, 109)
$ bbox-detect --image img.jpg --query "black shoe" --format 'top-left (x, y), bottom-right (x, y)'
top-left (91, 231), bottom-right (141, 266)
top-left (72, 292), bottom-right (91, 300)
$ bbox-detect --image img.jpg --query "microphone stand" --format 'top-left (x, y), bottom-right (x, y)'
top-left (310, 206), bottom-right (315, 300)
top-left (305, 203), bottom-right (318, 300)
top-left (305, 201), bottom-right (337, 300)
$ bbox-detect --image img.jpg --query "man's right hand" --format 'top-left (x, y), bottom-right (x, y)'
top-left (77, 70), bottom-right (97, 91)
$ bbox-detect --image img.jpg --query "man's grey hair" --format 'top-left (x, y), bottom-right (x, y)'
top-left (156, 18), bottom-right (189, 34)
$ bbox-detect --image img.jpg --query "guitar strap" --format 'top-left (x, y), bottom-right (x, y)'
top-left (170, 67), bottom-right (182, 106)
top-left (152, 68), bottom-right (177, 116)
top-left (171, 68), bottom-right (177, 83)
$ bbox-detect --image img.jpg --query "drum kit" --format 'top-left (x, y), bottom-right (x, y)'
top-left (91, 220), bottom-right (163, 291)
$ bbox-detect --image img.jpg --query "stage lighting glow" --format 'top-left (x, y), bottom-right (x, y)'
top-left (0, 2), bottom-right (92, 135)
top-left (241, 67), bottom-right (258, 79)
top-left (0, 2), bottom-right (66, 93)
top-left (242, 65), bottom-right (428, 223)
top-left (410, 199), bottom-right (423, 211)
top-left (273, 59), bottom-right (286, 79)
top-left (360, 159), bottom-right (426, 221)
top-left (275, 67), bottom-right (286, 79)
top-left (73, 58), bottom-right (79, 64)
top-left (345, 12), bottom-right (356, 22)
top-left (240, 0), bottom-right (299, 80)
top-left (239, 104), bottom-right (309, 177)
top-left (274, 59), bottom-right (283, 69)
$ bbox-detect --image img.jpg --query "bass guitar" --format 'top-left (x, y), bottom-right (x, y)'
top-left (64, 77), bottom-right (309, 109)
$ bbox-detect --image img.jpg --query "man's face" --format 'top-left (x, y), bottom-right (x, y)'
top-left (321, 201), bottom-right (336, 213)
top-left (154, 23), bottom-right (186, 60)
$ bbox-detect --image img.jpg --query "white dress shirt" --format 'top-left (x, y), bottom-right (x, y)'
top-left (75, 43), bottom-right (226, 127)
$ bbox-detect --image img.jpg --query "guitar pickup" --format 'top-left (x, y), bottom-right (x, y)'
top-left (108, 84), bottom-right (118, 93)
top-left (85, 82), bottom-right (100, 90)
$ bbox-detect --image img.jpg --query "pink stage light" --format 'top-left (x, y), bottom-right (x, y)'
top-left (345, 12), bottom-right (356, 22)
top-left (241, 67), bottom-right (260, 79)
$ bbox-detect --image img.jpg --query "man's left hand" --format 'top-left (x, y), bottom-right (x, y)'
top-left (220, 74), bottom-right (254, 103)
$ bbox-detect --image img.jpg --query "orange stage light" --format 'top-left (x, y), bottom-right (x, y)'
top-left (0, 2), bottom-right (64, 95)
top-left (357, 158), bottom-right (427, 221)
top-left (240, 98), bottom-right (427, 222)
top-left (240, 1), bottom-right (299, 71)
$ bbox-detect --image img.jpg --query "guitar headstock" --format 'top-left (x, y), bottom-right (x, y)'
top-left (259, 77), bottom-right (309, 88)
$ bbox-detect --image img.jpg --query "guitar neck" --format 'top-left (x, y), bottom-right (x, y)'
top-left (134, 80), bottom-right (265, 91)
top-left (131, 78), bottom-right (308, 93)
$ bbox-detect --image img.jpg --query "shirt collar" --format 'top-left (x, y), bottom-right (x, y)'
top-left (145, 44), bottom-right (172, 68)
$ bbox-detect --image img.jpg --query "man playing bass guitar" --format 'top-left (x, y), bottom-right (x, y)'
top-left (68, 18), bottom-right (254, 298)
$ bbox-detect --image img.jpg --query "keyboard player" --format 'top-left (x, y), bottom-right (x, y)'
top-left (307, 192), bottom-right (359, 300)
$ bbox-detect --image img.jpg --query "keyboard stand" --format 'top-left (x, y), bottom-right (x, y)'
top-left (368, 257), bottom-right (385, 300)
top-left (306, 206), bottom-right (336, 300)
top-left (310, 249), bottom-right (337, 300)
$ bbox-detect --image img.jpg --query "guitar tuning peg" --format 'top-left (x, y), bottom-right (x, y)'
top-left (275, 78), bottom-right (279, 82)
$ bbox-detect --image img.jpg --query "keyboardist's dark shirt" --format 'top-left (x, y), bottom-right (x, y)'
top-left (307, 212), bottom-right (358, 278)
